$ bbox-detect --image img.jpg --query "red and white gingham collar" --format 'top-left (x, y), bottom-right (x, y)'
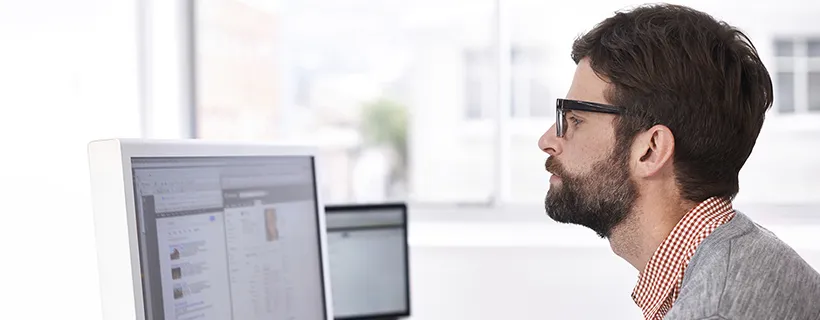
top-left (631, 196), bottom-right (735, 319)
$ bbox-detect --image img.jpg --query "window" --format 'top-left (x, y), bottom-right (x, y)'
top-left (773, 37), bottom-right (820, 114)
top-left (194, 0), bottom-right (495, 203)
top-left (511, 46), bottom-right (551, 117)
top-left (808, 39), bottom-right (820, 57)
top-left (776, 72), bottom-right (796, 114)
top-left (775, 39), bottom-right (794, 56)
top-left (464, 77), bottom-right (485, 119)
top-left (463, 48), bottom-right (494, 119)
top-left (809, 72), bottom-right (820, 111)
top-left (462, 45), bottom-right (550, 119)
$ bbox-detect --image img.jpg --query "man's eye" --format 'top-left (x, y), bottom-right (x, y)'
top-left (568, 116), bottom-right (582, 125)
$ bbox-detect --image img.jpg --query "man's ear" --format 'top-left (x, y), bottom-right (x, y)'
top-left (632, 125), bottom-right (675, 178)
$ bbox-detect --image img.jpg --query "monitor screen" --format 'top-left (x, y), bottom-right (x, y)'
top-left (130, 156), bottom-right (328, 320)
top-left (325, 204), bottom-right (410, 320)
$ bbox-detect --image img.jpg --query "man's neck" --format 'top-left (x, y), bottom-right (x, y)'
top-left (608, 195), bottom-right (696, 272)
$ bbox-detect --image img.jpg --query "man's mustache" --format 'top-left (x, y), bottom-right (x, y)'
top-left (545, 156), bottom-right (567, 177)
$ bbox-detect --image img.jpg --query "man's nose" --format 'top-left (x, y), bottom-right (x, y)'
top-left (538, 124), bottom-right (562, 156)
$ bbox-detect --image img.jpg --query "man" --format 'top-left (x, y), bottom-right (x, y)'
top-left (538, 4), bottom-right (820, 320)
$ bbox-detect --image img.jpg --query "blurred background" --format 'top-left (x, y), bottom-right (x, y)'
top-left (1, 0), bottom-right (819, 319)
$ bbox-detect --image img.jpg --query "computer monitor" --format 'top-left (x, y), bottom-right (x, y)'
top-left (324, 203), bottom-right (410, 320)
top-left (87, 139), bottom-right (334, 320)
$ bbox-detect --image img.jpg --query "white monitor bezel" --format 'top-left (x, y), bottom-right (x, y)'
top-left (88, 138), bottom-right (334, 320)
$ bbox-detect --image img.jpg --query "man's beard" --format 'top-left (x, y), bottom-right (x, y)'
top-left (544, 146), bottom-right (638, 238)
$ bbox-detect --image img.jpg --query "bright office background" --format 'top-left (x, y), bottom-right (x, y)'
top-left (1, 0), bottom-right (819, 319)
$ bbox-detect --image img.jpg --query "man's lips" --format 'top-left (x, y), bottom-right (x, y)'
top-left (545, 159), bottom-right (562, 183)
top-left (545, 160), bottom-right (559, 176)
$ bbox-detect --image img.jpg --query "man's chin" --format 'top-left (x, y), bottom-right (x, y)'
top-left (544, 206), bottom-right (572, 225)
top-left (543, 195), bottom-right (569, 223)
top-left (544, 198), bottom-right (613, 239)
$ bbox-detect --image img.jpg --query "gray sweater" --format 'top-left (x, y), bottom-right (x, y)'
top-left (664, 212), bottom-right (820, 320)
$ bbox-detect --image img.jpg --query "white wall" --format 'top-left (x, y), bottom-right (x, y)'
top-left (0, 1), bottom-right (141, 319)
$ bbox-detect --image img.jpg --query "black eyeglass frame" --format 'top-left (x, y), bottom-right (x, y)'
top-left (555, 98), bottom-right (623, 137)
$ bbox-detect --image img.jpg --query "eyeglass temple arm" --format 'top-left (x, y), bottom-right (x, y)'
top-left (566, 101), bottom-right (622, 114)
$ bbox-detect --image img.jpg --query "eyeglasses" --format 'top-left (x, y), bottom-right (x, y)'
top-left (555, 98), bottom-right (623, 137)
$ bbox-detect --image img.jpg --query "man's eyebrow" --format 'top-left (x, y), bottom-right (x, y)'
top-left (566, 110), bottom-right (588, 118)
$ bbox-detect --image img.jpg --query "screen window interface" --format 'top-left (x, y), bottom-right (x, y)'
top-left (326, 209), bottom-right (408, 318)
top-left (131, 156), bottom-right (327, 320)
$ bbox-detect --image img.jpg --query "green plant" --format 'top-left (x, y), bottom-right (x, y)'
top-left (359, 98), bottom-right (408, 188)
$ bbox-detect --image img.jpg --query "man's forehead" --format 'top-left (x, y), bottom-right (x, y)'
top-left (566, 58), bottom-right (611, 105)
